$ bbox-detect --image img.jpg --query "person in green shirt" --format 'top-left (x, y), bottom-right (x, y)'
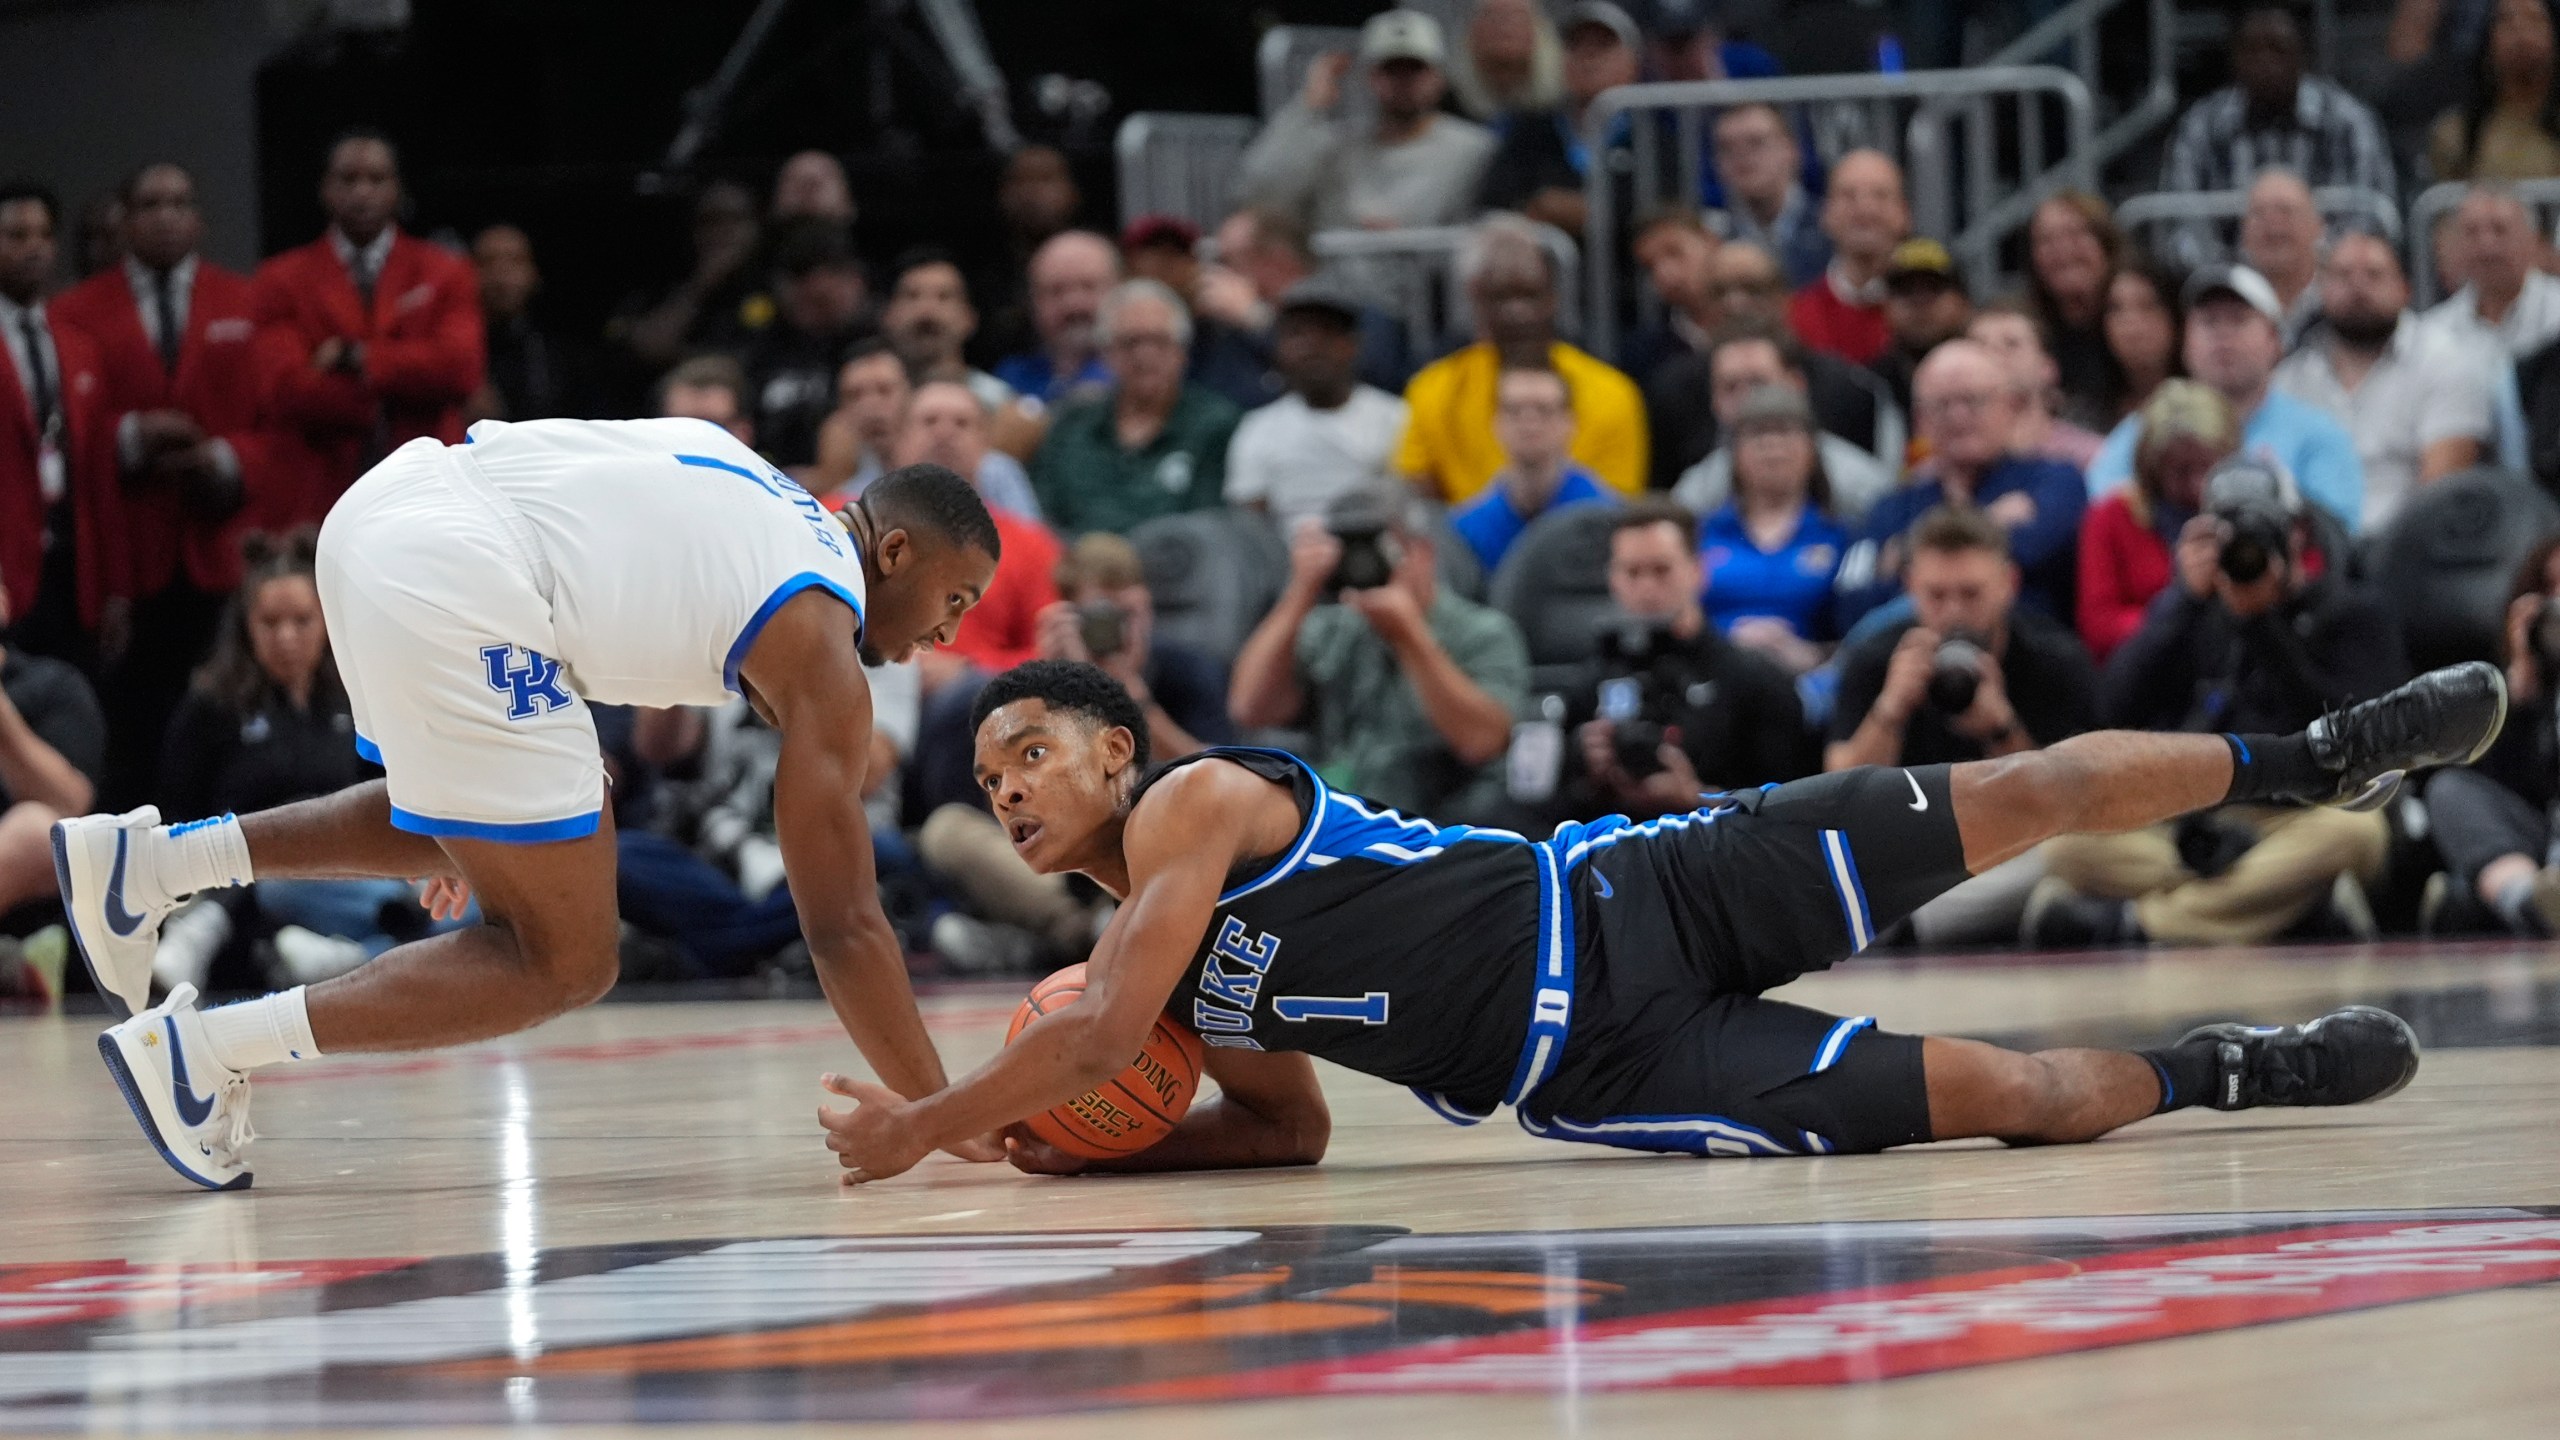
top-left (1031, 278), bottom-right (1242, 535)
top-left (1229, 482), bottom-right (1530, 818)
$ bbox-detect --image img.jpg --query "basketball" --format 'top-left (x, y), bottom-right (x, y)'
top-left (1005, 964), bottom-right (1206, 1160)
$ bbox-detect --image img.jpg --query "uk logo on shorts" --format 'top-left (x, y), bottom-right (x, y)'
top-left (481, 644), bottom-right (574, 720)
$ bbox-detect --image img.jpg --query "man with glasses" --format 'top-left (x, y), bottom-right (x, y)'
top-left (1837, 339), bottom-right (2087, 627)
top-left (1029, 279), bottom-right (1239, 535)
top-left (1448, 363), bottom-right (1618, 572)
top-left (1645, 241), bottom-right (1898, 486)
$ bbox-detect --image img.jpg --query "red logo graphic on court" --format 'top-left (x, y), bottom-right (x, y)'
top-left (5, 1212), bottom-right (2555, 1427)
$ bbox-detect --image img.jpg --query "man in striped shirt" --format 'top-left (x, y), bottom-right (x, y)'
top-left (2159, 5), bottom-right (2395, 205)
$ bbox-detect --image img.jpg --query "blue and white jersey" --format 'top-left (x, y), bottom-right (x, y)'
top-left (453, 418), bottom-right (866, 709)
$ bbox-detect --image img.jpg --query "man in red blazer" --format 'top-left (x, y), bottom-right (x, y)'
top-left (0, 182), bottom-right (127, 676)
top-left (55, 162), bottom-right (274, 803)
top-left (250, 131), bottom-right (484, 527)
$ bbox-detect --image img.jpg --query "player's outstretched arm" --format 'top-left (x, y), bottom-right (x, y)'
top-left (1006, 1046), bottom-right (1330, 1176)
top-left (820, 762), bottom-right (1279, 1184)
top-left (745, 591), bottom-right (971, 1131)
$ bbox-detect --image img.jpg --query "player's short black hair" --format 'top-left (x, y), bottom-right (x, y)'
top-left (971, 659), bottom-right (1152, 772)
top-left (865, 462), bottom-right (1001, 562)
top-left (0, 180), bottom-right (60, 227)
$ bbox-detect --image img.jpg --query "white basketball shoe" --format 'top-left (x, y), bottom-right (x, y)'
top-left (98, 984), bottom-right (255, 1191)
top-left (51, 806), bottom-right (178, 1017)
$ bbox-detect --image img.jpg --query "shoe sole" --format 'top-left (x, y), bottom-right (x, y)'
top-left (96, 1027), bottom-right (250, 1192)
top-left (51, 823), bottom-right (135, 1020)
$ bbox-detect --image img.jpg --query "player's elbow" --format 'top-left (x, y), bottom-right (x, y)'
top-left (1276, 1106), bottom-right (1330, 1166)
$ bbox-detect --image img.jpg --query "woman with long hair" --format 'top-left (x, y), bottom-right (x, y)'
top-left (155, 530), bottom-right (465, 990)
top-left (2432, 0), bottom-right (2560, 181)
top-left (2025, 190), bottom-right (2130, 425)
top-left (2103, 257), bottom-right (2188, 423)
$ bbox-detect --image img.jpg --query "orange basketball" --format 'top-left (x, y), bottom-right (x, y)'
top-left (1005, 963), bottom-right (1206, 1160)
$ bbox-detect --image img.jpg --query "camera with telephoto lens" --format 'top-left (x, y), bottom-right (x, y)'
top-left (1926, 631), bottom-right (1990, 714)
top-left (2204, 459), bottom-right (2297, 585)
top-left (1076, 599), bottom-right (1127, 658)
top-left (1322, 525), bottom-right (1401, 601)
top-left (1594, 619), bottom-right (1681, 777)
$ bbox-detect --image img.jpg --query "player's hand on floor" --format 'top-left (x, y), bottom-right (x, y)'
top-left (1003, 1127), bottom-right (1089, 1176)
top-left (818, 1072), bottom-right (931, 1184)
top-left (417, 876), bottom-right (473, 923)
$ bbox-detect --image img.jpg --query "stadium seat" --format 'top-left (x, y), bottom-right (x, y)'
top-left (1487, 505), bottom-right (1623, 692)
top-left (2366, 467), bottom-right (2560, 672)
top-left (1434, 512), bottom-right (1485, 602)
top-left (1131, 508), bottom-right (1289, 664)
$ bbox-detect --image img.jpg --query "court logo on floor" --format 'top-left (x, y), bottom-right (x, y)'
top-left (5, 1209), bottom-right (2557, 1425)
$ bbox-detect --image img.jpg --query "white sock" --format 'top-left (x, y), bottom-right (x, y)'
top-left (199, 987), bottom-right (321, 1072)
top-left (150, 814), bottom-right (255, 901)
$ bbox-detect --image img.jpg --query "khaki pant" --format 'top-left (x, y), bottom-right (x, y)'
top-left (2044, 805), bottom-right (2388, 946)
top-left (918, 804), bottom-right (1095, 953)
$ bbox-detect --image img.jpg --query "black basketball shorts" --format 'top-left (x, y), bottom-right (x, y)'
top-left (1520, 765), bottom-right (1975, 1156)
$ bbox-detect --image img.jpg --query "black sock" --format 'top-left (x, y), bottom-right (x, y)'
top-left (2137, 1039), bottom-right (2218, 1113)
top-left (2219, 732), bottom-right (2326, 805)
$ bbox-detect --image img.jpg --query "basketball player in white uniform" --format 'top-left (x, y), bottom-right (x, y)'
top-left (52, 418), bottom-right (1002, 1189)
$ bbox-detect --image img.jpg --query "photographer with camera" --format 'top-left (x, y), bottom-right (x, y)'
top-left (1828, 504), bottom-right (2096, 772)
top-left (1229, 482), bottom-right (1529, 818)
top-left (2031, 458), bottom-right (2409, 946)
top-left (1032, 532), bottom-right (1231, 764)
top-left (1551, 501), bottom-right (1812, 822)
top-left (2421, 538), bottom-right (2560, 936)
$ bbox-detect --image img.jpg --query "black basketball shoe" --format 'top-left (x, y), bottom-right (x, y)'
top-left (2306, 662), bottom-right (2508, 812)
top-left (2179, 1006), bottom-right (2421, 1112)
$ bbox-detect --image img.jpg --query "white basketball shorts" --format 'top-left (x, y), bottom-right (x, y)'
top-left (317, 438), bottom-right (606, 844)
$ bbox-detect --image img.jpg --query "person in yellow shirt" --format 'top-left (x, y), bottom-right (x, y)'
top-left (1395, 215), bottom-right (1647, 501)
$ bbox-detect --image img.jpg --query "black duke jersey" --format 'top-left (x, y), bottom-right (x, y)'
top-left (1138, 750), bottom-right (1977, 1157)
top-left (1143, 749), bottom-right (1559, 1117)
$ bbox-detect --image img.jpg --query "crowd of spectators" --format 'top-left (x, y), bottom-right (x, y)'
top-left (19, 0), bottom-right (2560, 997)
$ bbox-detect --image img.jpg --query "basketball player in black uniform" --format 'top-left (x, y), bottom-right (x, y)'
top-left (818, 658), bottom-right (2508, 1180)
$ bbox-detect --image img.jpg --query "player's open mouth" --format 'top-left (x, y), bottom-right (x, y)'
top-left (1007, 819), bottom-right (1042, 850)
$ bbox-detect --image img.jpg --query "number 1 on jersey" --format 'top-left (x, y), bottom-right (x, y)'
top-left (1271, 992), bottom-right (1391, 1025)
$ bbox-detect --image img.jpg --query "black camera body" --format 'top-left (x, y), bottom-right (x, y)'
top-left (1322, 526), bottom-right (1401, 601)
top-left (1594, 620), bottom-right (1684, 777)
top-left (1926, 632), bottom-right (1990, 714)
top-left (2204, 460), bottom-right (2297, 584)
top-left (1076, 599), bottom-right (1128, 658)
top-left (2214, 501), bottom-right (2291, 583)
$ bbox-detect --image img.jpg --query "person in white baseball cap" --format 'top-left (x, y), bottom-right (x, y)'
top-left (2086, 263), bottom-right (2367, 533)
top-left (1239, 9), bottom-right (1497, 235)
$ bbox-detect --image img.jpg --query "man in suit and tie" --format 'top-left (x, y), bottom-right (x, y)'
top-left (250, 131), bottom-right (484, 528)
top-left (0, 181), bottom-right (127, 676)
top-left (55, 162), bottom-right (274, 803)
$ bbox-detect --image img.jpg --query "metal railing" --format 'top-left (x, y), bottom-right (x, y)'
top-left (1113, 112), bottom-right (1259, 229)
top-left (1955, 0), bottom-right (2178, 183)
top-left (1256, 25), bottom-right (1361, 119)
top-left (1582, 67), bottom-right (2094, 360)
top-left (1313, 220), bottom-right (1583, 359)
top-left (2409, 179), bottom-right (2560, 306)
top-left (2116, 184), bottom-right (2402, 267)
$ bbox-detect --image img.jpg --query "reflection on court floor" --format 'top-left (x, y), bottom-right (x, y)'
top-left (4, 1210), bottom-right (2557, 1426)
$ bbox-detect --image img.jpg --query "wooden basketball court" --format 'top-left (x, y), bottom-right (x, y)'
top-left (10, 941), bottom-right (2560, 1436)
